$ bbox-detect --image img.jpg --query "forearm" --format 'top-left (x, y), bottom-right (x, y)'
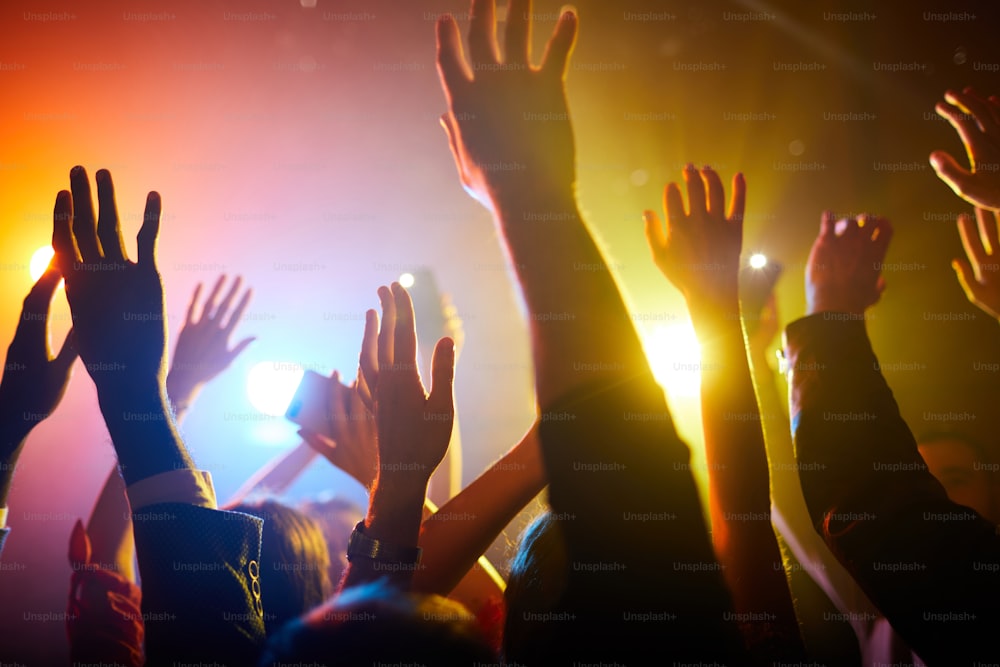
top-left (414, 425), bottom-right (544, 596)
top-left (339, 475), bottom-right (429, 591)
top-left (86, 466), bottom-right (136, 581)
top-left (694, 312), bottom-right (801, 651)
top-left (491, 189), bottom-right (648, 410)
top-left (0, 427), bottom-right (29, 508)
top-left (97, 383), bottom-right (194, 486)
top-left (224, 440), bottom-right (319, 508)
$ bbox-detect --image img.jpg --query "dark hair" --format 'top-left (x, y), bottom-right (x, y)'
top-left (502, 511), bottom-right (568, 662)
top-left (231, 499), bottom-right (333, 636)
top-left (259, 579), bottom-right (495, 666)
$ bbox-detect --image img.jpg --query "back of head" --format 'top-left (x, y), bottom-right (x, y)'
top-left (259, 579), bottom-right (495, 666)
top-left (232, 498), bottom-right (333, 635)
top-left (503, 511), bottom-right (568, 663)
top-left (297, 494), bottom-right (364, 588)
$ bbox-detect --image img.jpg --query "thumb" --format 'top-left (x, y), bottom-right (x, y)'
top-left (137, 192), bottom-right (161, 270)
top-left (54, 327), bottom-right (78, 375)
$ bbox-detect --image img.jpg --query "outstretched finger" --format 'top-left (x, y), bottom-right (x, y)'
top-left (469, 0), bottom-right (501, 70)
top-left (96, 170), bottom-right (127, 263)
top-left (359, 308), bottom-right (380, 402)
top-left (937, 101), bottom-right (983, 160)
top-left (976, 207), bottom-right (1000, 256)
top-left (701, 167), bottom-right (725, 219)
top-left (222, 287), bottom-right (253, 337)
top-left (949, 88), bottom-right (1000, 136)
top-left (213, 276), bottom-right (243, 324)
top-left (436, 14), bottom-right (472, 95)
top-left (52, 190), bottom-right (79, 277)
top-left (137, 192), bottom-right (161, 270)
top-left (952, 257), bottom-right (981, 304)
top-left (664, 182), bottom-right (686, 226)
top-left (200, 275), bottom-right (226, 324)
top-left (958, 212), bottom-right (988, 277)
top-left (504, 0), bottom-right (531, 67)
top-left (185, 283), bottom-right (204, 326)
top-left (391, 282), bottom-right (418, 379)
top-left (683, 164), bottom-right (706, 218)
top-left (70, 166), bottom-right (102, 262)
top-left (728, 173), bottom-right (746, 224)
top-left (377, 285), bottom-right (396, 376)
top-left (819, 210), bottom-right (836, 238)
top-left (540, 8), bottom-right (578, 78)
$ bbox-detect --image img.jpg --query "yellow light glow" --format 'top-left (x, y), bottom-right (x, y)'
top-left (642, 322), bottom-right (702, 398)
top-left (749, 253), bottom-right (768, 269)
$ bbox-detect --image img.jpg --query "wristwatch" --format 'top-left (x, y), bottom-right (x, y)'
top-left (346, 521), bottom-right (422, 565)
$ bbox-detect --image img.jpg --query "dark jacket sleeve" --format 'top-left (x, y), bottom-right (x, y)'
top-left (0, 526), bottom-right (7, 558)
top-left (131, 503), bottom-right (265, 667)
top-left (786, 313), bottom-right (1000, 666)
top-left (538, 372), bottom-right (746, 665)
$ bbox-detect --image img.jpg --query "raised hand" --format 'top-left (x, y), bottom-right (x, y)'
top-left (52, 166), bottom-right (192, 485)
top-left (299, 371), bottom-right (379, 492)
top-left (952, 207), bottom-right (1000, 320)
top-left (805, 212), bottom-right (893, 316)
top-left (166, 275), bottom-right (255, 413)
top-left (359, 283), bottom-right (455, 484)
top-left (0, 264), bottom-right (77, 442)
top-left (436, 0), bottom-right (578, 208)
top-left (643, 164), bottom-right (746, 315)
top-left (930, 88), bottom-right (1000, 211)
top-left (52, 167), bottom-right (165, 393)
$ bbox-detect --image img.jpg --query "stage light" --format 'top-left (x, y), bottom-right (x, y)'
top-left (29, 246), bottom-right (55, 281)
top-left (642, 322), bottom-right (702, 398)
top-left (246, 361), bottom-right (305, 417)
top-left (749, 253), bottom-right (768, 269)
top-left (399, 272), bottom-right (415, 288)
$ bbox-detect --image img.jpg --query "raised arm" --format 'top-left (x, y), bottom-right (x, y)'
top-left (339, 283), bottom-right (455, 591)
top-left (436, 3), bottom-right (745, 663)
top-left (0, 263), bottom-right (77, 544)
top-left (643, 167), bottom-right (804, 658)
top-left (790, 212), bottom-right (1000, 665)
top-left (436, 0), bottom-right (650, 410)
top-left (166, 274), bottom-right (255, 420)
top-left (52, 166), bottom-right (265, 665)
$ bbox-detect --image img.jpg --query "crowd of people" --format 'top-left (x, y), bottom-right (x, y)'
top-left (2, 1), bottom-right (999, 665)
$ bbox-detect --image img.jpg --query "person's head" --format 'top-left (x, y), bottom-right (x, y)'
top-left (297, 494), bottom-right (364, 589)
top-left (502, 511), bottom-right (568, 662)
top-left (917, 430), bottom-right (996, 521)
top-left (231, 498), bottom-right (333, 635)
top-left (258, 579), bottom-right (495, 666)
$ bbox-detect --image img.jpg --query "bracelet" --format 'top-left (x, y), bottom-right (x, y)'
top-left (346, 521), bottom-right (422, 565)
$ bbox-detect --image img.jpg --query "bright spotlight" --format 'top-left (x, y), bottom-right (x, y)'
top-left (642, 322), bottom-right (702, 398)
top-left (247, 361), bottom-right (305, 417)
top-left (30, 246), bottom-right (55, 281)
top-left (749, 253), bottom-right (768, 269)
top-left (399, 272), bottom-right (415, 288)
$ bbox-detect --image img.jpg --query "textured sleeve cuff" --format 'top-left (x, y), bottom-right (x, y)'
top-left (126, 469), bottom-right (217, 511)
